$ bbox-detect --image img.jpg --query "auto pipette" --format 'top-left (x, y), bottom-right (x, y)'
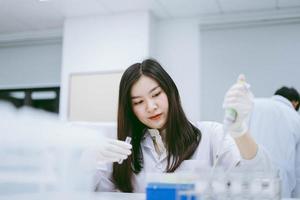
top-left (211, 75), bottom-right (250, 175)
top-left (118, 136), bottom-right (132, 164)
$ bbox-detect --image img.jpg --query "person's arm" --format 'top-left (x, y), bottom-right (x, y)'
top-left (234, 132), bottom-right (258, 160)
top-left (223, 74), bottom-right (258, 160)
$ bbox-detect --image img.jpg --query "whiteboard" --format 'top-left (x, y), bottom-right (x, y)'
top-left (68, 71), bottom-right (123, 122)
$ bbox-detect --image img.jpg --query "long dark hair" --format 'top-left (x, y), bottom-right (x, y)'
top-left (112, 59), bottom-right (201, 192)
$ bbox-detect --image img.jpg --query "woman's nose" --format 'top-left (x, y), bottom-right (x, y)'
top-left (146, 100), bottom-right (158, 113)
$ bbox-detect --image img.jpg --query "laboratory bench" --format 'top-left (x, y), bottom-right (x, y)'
top-left (0, 192), bottom-right (298, 200)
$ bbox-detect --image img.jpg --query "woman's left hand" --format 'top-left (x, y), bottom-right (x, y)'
top-left (223, 74), bottom-right (254, 138)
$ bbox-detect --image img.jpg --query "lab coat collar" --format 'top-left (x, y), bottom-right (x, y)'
top-left (142, 129), bottom-right (166, 148)
top-left (272, 95), bottom-right (294, 109)
top-left (141, 129), bottom-right (168, 162)
top-left (142, 131), bottom-right (154, 149)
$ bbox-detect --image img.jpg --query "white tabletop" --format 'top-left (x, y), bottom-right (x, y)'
top-left (0, 192), bottom-right (144, 200)
top-left (0, 192), bottom-right (298, 200)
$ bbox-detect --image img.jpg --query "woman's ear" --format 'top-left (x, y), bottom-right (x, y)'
top-left (291, 100), bottom-right (299, 110)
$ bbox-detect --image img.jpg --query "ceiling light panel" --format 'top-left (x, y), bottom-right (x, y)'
top-left (99, 0), bottom-right (150, 13)
top-left (156, 0), bottom-right (220, 17)
top-left (50, 0), bottom-right (109, 17)
top-left (218, 0), bottom-right (276, 13)
top-left (278, 0), bottom-right (300, 8)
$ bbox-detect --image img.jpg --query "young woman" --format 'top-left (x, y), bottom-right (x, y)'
top-left (93, 59), bottom-right (271, 192)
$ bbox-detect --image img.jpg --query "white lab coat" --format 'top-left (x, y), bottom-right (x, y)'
top-left (94, 121), bottom-right (272, 193)
top-left (250, 95), bottom-right (300, 198)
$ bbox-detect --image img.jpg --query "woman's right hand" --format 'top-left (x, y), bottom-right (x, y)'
top-left (80, 138), bottom-right (132, 169)
top-left (95, 138), bottom-right (132, 164)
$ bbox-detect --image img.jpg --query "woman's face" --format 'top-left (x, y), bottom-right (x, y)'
top-left (130, 75), bottom-right (169, 131)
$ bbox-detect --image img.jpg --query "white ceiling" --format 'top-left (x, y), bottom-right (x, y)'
top-left (0, 0), bottom-right (300, 35)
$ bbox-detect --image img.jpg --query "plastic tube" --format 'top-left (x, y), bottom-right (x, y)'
top-left (118, 136), bottom-right (132, 164)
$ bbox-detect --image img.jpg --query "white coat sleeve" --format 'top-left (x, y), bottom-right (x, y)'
top-left (238, 144), bottom-right (273, 171)
top-left (198, 121), bottom-right (272, 171)
top-left (80, 148), bottom-right (116, 192)
top-left (197, 121), bottom-right (240, 170)
top-left (94, 163), bottom-right (117, 192)
top-left (292, 118), bottom-right (300, 198)
top-left (292, 141), bottom-right (300, 197)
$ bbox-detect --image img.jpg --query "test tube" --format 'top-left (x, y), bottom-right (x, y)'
top-left (118, 136), bottom-right (132, 164)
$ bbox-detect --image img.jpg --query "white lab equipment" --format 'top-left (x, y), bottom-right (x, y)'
top-left (0, 103), bottom-right (115, 195)
top-left (145, 168), bottom-right (281, 200)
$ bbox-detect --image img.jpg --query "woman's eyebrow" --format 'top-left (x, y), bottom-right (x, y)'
top-left (131, 86), bottom-right (160, 99)
top-left (149, 85), bottom-right (160, 93)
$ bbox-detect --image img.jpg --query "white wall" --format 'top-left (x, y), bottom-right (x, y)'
top-left (60, 12), bottom-right (152, 120)
top-left (60, 11), bottom-right (300, 124)
top-left (60, 13), bottom-right (202, 123)
top-left (151, 18), bottom-right (201, 122)
top-left (151, 18), bottom-right (300, 123)
top-left (200, 22), bottom-right (300, 122)
top-left (0, 40), bottom-right (61, 89)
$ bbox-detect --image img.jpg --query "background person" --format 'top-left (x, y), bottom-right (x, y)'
top-left (250, 86), bottom-right (300, 198)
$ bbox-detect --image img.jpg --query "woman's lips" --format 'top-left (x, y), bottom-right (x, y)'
top-left (149, 113), bottom-right (162, 120)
